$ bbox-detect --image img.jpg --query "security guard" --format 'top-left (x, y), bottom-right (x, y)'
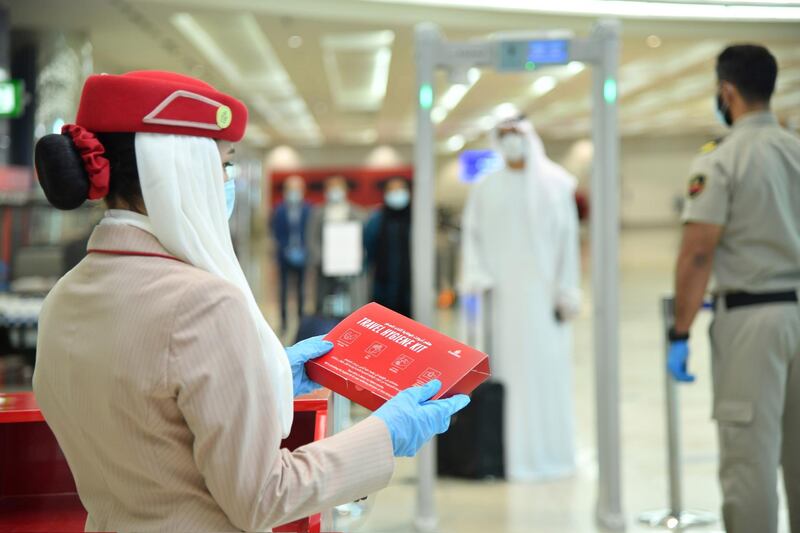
top-left (669, 44), bottom-right (800, 533)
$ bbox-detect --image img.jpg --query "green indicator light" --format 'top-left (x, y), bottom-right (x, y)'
top-left (0, 80), bottom-right (24, 119)
top-left (525, 61), bottom-right (536, 71)
top-left (603, 78), bottom-right (617, 104)
top-left (419, 84), bottom-right (434, 110)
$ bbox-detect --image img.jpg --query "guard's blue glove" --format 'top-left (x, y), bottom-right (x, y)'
top-left (373, 379), bottom-right (471, 457)
top-left (667, 340), bottom-right (695, 382)
top-left (286, 335), bottom-right (333, 397)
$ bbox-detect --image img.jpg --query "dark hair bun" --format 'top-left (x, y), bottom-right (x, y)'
top-left (35, 134), bottom-right (90, 210)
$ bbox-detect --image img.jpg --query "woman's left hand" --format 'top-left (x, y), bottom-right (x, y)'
top-left (286, 335), bottom-right (333, 397)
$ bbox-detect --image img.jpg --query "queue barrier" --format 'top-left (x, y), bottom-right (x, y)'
top-left (637, 296), bottom-right (717, 530)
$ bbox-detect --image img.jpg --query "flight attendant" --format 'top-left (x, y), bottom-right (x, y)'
top-left (32, 70), bottom-right (468, 532)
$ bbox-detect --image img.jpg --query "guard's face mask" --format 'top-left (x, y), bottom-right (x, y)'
top-left (715, 92), bottom-right (733, 127)
top-left (499, 133), bottom-right (526, 163)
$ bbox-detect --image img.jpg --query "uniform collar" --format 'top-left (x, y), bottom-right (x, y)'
top-left (87, 223), bottom-right (175, 258)
top-left (733, 111), bottom-right (778, 130)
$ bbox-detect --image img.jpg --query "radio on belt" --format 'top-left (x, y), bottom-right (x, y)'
top-left (306, 302), bottom-right (491, 411)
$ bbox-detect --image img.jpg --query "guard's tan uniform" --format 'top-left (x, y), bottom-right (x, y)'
top-left (682, 111), bottom-right (800, 533)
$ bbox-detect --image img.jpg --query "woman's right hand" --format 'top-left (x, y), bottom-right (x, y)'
top-left (372, 380), bottom-right (470, 457)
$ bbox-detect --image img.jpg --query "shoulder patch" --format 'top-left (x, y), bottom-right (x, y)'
top-left (699, 137), bottom-right (725, 154)
top-left (688, 174), bottom-right (706, 198)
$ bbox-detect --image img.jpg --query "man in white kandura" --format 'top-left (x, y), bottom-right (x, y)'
top-left (461, 114), bottom-right (582, 481)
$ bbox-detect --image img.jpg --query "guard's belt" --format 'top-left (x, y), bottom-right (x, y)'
top-left (720, 290), bottom-right (798, 310)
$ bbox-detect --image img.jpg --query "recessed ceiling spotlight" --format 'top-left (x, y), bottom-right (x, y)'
top-left (431, 106), bottom-right (448, 124)
top-left (646, 35), bottom-right (662, 48)
top-left (288, 35), bottom-right (303, 49)
top-left (531, 76), bottom-right (557, 96)
top-left (566, 61), bottom-right (585, 75)
top-left (446, 134), bottom-right (465, 152)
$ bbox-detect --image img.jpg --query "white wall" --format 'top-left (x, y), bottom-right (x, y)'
top-left (617, 135), bottom-right (709, 227)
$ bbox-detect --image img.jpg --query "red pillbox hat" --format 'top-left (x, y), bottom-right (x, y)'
top-left (74, 70), bottom-right (248, 142)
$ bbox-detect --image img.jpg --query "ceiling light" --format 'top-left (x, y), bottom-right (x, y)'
top-left (322, 31), bottom-right (396, 112)
top-left (494, 102), bottom-right (519, 120)
top-left (478, 116), bottom-right (495, 130)
top-left (429, 68), bottom-right (482, 125)
top-left (566, 61), bottom-right (585, 75)
top-left (431, 106), bottom-right (448, 124)
top-left (171, 13), bottom-right (242, 84)
top-left (440, 84), bottom-right (469, 111)
top-left (646, 35), bottom-right (662, 48)
top-left (531, 76), bottom-right (557, 97)
top-left (364, 0), bottom-right (800, 21)
top-left (288, 35), bottom-right (303, 49)
top-left (446, 134), bottom-right (465, 152)
top-left (172, 13), bottom-right (322, 144)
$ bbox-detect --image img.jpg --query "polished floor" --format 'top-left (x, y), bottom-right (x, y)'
top-left (262, 228), bottom-right (791, 533)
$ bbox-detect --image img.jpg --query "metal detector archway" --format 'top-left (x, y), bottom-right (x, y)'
top-left (412, 19), bottom-right (624, 532)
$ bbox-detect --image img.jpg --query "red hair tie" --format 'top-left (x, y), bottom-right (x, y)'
top-left (61, 124), bottom-right (110, 200)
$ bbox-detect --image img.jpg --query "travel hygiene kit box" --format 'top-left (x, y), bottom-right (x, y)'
top-left (305, 302), bottom-right (491, 411)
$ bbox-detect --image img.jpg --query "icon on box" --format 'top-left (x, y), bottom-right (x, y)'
top-left (338, 328), bottom-right (362, 346)
top-left (416, 367), bottom-right (442, 385)
top-left (448, 349), bottom-right (462, 358)
top-left (365, 342), bottom-right (387, 358)
top-left (391, 354), bottom-right (414, 370)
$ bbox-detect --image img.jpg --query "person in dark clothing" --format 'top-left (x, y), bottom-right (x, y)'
top-left (271, 175), bottom-right (312, 331)
top-left (364, 177), bottom-right (412, 317)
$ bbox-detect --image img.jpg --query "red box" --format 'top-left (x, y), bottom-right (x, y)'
top-left (306, 303), bottom-right (491, 411)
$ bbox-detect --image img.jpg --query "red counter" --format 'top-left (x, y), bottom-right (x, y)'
top-left (0, 391), bottom-right (330, 533)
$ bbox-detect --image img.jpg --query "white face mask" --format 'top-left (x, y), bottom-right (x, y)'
top-left (285, 189), bottom-right (303, 204)
top-left (385, 189), bottom-right (410, 210)
top-left (326, 187), bottom-right (346, 204)
top-left (499, 133), bottom-right (526, 163)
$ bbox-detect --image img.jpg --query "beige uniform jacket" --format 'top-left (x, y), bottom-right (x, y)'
top-left (32, 224), bottom-right (394, 532)
top-left (682, 111), bottom-right (800, 293)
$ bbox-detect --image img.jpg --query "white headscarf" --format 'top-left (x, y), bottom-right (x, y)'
top-left (491, 116), bottom-right (581, 315)
top-left (133, 133), bottom-right (294, 437)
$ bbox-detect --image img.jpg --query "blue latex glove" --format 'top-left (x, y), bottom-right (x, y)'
top-left (373, 379), bottom-right (471, 457)
top-left (286, 335), bottom-right (333, 397)
top-left (667, 339), bottom-right (695, 383)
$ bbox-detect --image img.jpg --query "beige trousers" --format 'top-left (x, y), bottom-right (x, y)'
top-left (710, 298), bottom-right (800, 533)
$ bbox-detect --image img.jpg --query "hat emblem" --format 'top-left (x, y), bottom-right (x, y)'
top-left (216, 105), bottom-right (232, 129)
top-left (143, 90), bottom-right (227, 131)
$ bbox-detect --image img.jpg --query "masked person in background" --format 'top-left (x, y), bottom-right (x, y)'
top-left (461, 115), bottom-right (582, 481)
top-left (271, 175), bottom-right (312, 332)
top-left (308, 176), bottom-right (366, 314)
top-left (32, 71), bottom-right (469, 533)
top-left (364, 178), bottom-right (412, 317)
